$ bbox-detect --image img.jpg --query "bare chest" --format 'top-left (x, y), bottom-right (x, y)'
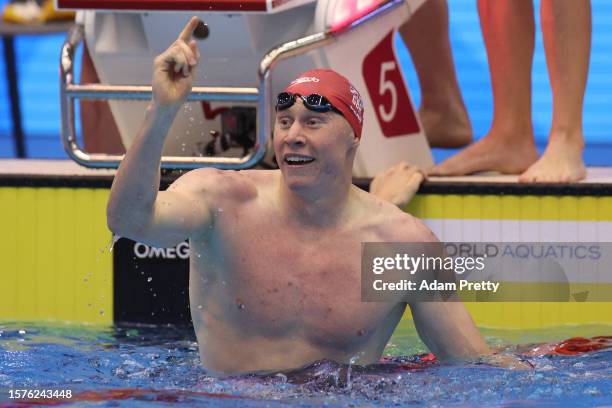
top-left (195, 213), bottom-right (396, 348)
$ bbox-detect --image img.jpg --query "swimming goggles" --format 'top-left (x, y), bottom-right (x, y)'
top-left (275, 92), bottom-right (342, 115)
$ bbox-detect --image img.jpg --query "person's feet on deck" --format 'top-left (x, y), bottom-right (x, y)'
top-left (427, 131), bottom-right (538, 176)
top-left (519, 131), bottom-right (586, 183)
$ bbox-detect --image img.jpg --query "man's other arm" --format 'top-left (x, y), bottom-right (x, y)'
top-left (375, 168), bottom-right (530, 367)
top-left (409, 301), bottom-right (491, 361)
top-left (403, 219), bottom-right (493, 361)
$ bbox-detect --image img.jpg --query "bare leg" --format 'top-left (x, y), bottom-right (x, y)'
top-left (429, 0), bottom-right (538, 176)
top-left (519, 0), bottom-right (590, 182)
top-left (399, 0), bottom-right (472, 148)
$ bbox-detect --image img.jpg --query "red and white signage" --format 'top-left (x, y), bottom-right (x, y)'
top-left (362, 30), bottom-right (419, 138)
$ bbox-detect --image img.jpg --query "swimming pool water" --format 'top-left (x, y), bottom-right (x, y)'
top-left (0, 321), bottom-right (610, 407)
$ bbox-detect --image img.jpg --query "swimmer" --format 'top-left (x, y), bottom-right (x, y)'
top-left (107, 17), bottom-right (523, 374)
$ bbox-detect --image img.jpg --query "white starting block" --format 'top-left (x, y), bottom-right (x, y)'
top-left (58, 0), bottom-right (432, 177)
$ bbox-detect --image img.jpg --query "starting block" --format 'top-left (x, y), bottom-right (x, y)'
top-left (58, 0), bottom-right (432, 177)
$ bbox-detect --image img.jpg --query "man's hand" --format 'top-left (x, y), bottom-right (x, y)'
top-left (152, 16), bottom-right (201, 108)
top-left (478, 353), bottom-right (534, 370)
top-left (370, 162), bottom-right (425, 207)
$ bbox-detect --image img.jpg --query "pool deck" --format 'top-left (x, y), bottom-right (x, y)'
top-left (1, 158), bottom-right (612, 182)
top-left (2, 159), bottom-right (612, 196)
top-left (1, 159), bottom-right (611, 327)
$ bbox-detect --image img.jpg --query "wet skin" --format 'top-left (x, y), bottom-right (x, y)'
top-left (182, 101), bottom-right (430, 374)
top-left (107, 17), bottom-right (494, 375)
top-left (187, 171), bottom-right (422, 374)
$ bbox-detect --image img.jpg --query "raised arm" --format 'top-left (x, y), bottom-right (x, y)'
top-left (107, 17), bottom-right (209, 248)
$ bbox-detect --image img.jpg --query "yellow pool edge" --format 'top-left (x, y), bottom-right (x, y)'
top-left (0, 186), bottom-right (611, 329)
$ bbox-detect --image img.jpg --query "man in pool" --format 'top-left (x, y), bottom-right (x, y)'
top-left (107, 17), bottom-right (499, 374)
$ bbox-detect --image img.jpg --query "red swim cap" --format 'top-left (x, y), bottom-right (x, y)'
top-left (283, 69), bottom-right (364, 139)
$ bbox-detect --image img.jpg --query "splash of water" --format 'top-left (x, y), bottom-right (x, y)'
top-left (107, 234), bottom-right (121, 253)
top-left (345, 354), bottom-right (360, 390)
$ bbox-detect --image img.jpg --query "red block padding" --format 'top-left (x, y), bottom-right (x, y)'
top-left (57, 0), bottom-right (267, 12)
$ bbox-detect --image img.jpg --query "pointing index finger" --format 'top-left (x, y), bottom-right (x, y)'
top-left (178, 16), bottom-right (200, 42)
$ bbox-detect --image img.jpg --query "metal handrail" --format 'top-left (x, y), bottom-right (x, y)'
top-left (59, 0), bottom-right (403, 169)
top-left (60, 25), bottom-right (263, 169)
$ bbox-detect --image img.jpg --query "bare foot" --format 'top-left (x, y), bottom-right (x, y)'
top-left (519, 132), bottom-right (586, 183)
top-left (420, 98), bottom-right (473, 148)
top-left (370, 162), bottom-right (425, 207)
top-left (428, 133), bottom-right (538, 176)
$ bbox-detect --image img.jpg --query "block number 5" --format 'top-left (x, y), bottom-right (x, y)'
top-left (378, 61), bottom-right (397, 123)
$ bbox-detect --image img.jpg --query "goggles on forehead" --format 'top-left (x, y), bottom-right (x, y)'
top-left (275, 92), bottom-right (342, 115)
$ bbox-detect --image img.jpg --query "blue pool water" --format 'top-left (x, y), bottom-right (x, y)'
top-left (0, 322), bottom-right (610, 407)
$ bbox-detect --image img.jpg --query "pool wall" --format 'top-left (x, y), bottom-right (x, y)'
top-left (1, 163), bottom-right (611, 331)
top-left (0, 185), bottom-right (113, 324)
top-left (406, 192), bottom-right (612, 329)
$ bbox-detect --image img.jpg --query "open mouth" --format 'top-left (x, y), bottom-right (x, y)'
top-left (283, 154), bottom-right (316, 166)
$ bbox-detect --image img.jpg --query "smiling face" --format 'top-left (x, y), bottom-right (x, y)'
top-left (273, 98), bottom-right (358, 194)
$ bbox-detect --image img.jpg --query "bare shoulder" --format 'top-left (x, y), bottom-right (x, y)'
top-left (359, 188), bottom-right (438, 243)
top-left (167, 168), bottom-right (264, 206)
top-left (385, 211), bottom-right (438, 243)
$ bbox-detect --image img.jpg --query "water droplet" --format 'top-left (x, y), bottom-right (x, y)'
top-left (18, 329), bottom-right (26, 335)
top-left (108, 234), bottom-right (121, 253)
top-left (235, 298), bottom-right (245, 310)
top-left (147, 277), bottom-right (153, 282)
top-left (99, 310), bottom-right (105, 315)
top-left (197, 305), bottom-right (203, 310)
